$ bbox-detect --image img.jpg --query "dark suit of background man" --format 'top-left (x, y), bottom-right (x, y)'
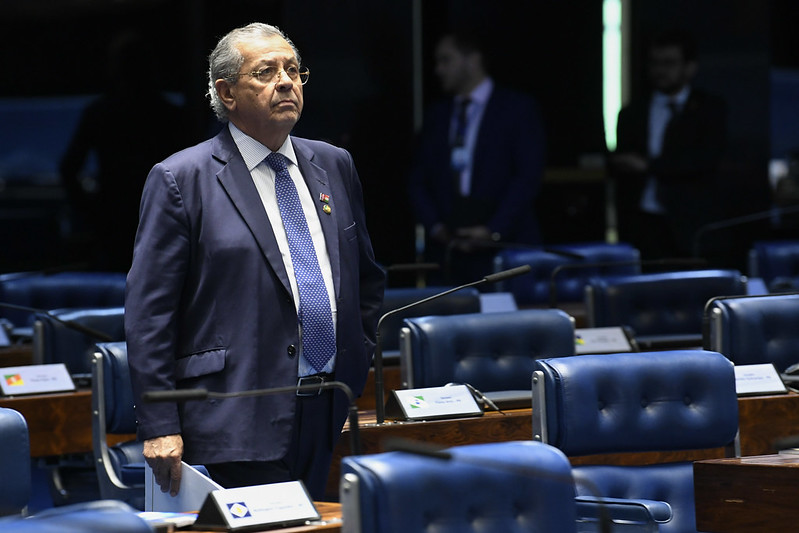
top-left (125, 22), bottom-right (385, 500)
top-left (611, 29), bottom-right (727, 260)
top-left (408, 30), bottom-right (546, 284)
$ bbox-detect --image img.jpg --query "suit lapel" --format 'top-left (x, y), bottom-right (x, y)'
top-left (212, 130), bottom-right (293, 296)
top-left (293, 139), bottom-right (341, 298)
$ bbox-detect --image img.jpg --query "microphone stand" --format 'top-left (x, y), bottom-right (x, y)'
top-left (373, 264), bottom-right (531, 424)
top-left (0, 302), bottom-right (114, 342)
top-left (143, 381), bottom-right (362, 456)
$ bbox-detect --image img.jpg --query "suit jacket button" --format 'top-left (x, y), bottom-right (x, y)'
top-left (287, 345), bottom-right (297, 358)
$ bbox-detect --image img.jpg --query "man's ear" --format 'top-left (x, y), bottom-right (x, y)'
top-left (215, 79), bottom-right (236, 113)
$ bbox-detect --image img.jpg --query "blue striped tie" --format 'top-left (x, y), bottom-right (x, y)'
top-left (265, 152), bottom-right (336, 372)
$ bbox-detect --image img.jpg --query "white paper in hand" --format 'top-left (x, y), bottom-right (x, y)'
top-left (145, 461), bottom-right (223, 512)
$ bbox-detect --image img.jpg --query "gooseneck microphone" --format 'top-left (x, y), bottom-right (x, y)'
top-left (0, 301), bottom-right (114, 342)
top-left (143, 380), bottom-right (362, 455)
top-left (373, 264), bottom-right (532, 424)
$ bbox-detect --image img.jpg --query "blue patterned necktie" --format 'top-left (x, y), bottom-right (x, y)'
top-left (265, 152), bottom-right (336, 373)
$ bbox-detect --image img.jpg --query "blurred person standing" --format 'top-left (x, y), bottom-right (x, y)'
top-left (408, 29), bottom-right (546, 284)
top-left (610, 29), bottom-right (727, 259)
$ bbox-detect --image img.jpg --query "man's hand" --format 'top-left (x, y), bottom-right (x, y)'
top-left (454, 225), bottom-right (493, 252)
top-left (610, 152), bottom-right (649, 174)
top-left (143, 434), bottom-right (184, 496)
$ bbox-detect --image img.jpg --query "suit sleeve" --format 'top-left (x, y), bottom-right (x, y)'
top-left (342, 150), bottom-right (385, 360)
top-left (125, 162), bottom-right (191, 441)
top-left (487, 95), bottom-right (546, 236)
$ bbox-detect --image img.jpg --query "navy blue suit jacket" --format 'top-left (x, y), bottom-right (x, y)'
top-left (125, 126), bottom-right (385, 464)
top-left (408, 85), bottom-right (546, 244)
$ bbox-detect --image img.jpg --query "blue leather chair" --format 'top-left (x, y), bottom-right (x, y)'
top-left (341, 440), bottom-right (579, 533)
top-left (91, 342), bottom-right (144, 509)
top-left (0, 408), bottom-right (31, 517)
top-left (706, 293), bottom-right (799, 373)
top-left (400, 309), bottom-right (575, 391)
top-left (585, 269), bottom-right (747, 349)
top-left (32, 307), bottom-right (125, 376)
top-left (379, 287), bottom-right (481, 362)
top-left (0, 500), bottom-right (152, 533)
top-left (748, 240), bottom-right (799, 292)
top-left (533, 350), bottom-right (739, 533)
top-left (0, 272), bottom-right (126, 338)
top-left (493, 242), bottom-right (640, 306)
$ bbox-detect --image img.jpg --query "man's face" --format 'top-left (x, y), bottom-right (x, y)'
top-left (648, 45), bottom-right (696, 95)
top-left (434, 37), bottom-right (473, 95)
top-left (223, 35), bottom-right (304, 138)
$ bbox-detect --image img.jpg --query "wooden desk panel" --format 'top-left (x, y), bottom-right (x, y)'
top-left (737, 392), bottom-right (799, 456)
top-left (694, 454), bottom-right (799, 533)
top-left (0, 389), bottom-right (133, 457)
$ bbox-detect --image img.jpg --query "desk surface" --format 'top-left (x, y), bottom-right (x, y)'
top-left (328, 390), bottom-right (799, 500)
top-left (0, 389), bottom-right (133, 457)
top-left (694, 454), bottom-right (799, 533)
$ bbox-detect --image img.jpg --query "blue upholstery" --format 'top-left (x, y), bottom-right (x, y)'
top-left (585, 269), bottom-right (746, 348)
top-left (0, 408), bottom-right (30, 517)
top-left (0, 500), bottom-right (152, 533)
top-left (341, 440), bottom-right (578, 533)
top-left (400, 309), bottom-right (575, 390)
top-left (91, 342), bottom-right (144, 509)
top-left (0, 272), bottom-right (126, 328)
top-left (748, 240), bottom-right (799, 292)
top-left (379, 287), bottom-right (481, 359)
top-left (533, 350), bottom-right (739, 533)
top-left (33, 307), bottom-right (125, 376)
top-left (707, 293), bottom-right (799, 372)
top-left (493, 242), bottom-right (640, 305)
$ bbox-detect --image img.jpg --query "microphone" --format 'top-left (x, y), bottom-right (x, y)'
top-left (0, 302), bottom-right (114, 342)
top-left (692, 204), bottom-right (799, 258)
top-left (383, 437), bottom-right (612, 533)
top-left (373, 264), bottom-right (531, 424)
top-left (548, 257), bottom-right (707, 309)
top-left (143, 380), bottom-right (362, 455)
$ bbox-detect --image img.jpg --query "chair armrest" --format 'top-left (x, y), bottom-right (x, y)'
top-left (575, 495), bottom-right (673, 527)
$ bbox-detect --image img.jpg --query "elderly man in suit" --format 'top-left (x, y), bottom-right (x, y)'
top-left (610, 29), bottom-right (727, 259)
top-left (408, 29), bottom-right (546, 285)
top-left (125, 22), bottom-right (385, 500)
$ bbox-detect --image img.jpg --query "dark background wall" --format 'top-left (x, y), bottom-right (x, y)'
top-left (0, 0), bottom-right (789, 278)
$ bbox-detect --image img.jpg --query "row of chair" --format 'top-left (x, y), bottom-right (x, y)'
top-left (343, 348), bottom-right (739, 533)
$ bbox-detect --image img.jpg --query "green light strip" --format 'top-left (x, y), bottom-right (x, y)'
top-left (603, 0), bottom-right (622, 151)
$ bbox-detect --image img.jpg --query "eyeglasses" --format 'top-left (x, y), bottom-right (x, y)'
top-left (233, 65), bottom-right (310, 85)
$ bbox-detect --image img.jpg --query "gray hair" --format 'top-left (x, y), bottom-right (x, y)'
top-left (207, 22), bottom-right (302, 122)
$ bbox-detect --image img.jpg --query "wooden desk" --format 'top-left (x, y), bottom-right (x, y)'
top-left (189, 502), bottom-right (341, 533)
top-left (328, 391), bottom-right (799, 500)
top-left (0, 389), bottom-right (133, 457)
top-left (694, 454), bottom-right (799, 532)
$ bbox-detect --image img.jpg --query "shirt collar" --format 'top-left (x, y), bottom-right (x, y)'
top-left (228, 122), bottom-right (297, 171)
top-left (653, 85), bottom-right (691, 108)
top-left (462, 77), bottom-right (494, 107)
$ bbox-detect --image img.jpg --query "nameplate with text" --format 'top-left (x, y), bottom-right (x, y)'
top-left (194, 480), bottom-right (320, 532)
top-left (385, 384), bottom-right (483, 421)
top-left (735, 363), bottom-right (787, 396)
top-left (0, 363), bottom-right (75, 396)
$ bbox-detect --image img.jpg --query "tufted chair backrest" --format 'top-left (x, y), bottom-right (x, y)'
top-left (494, 242), bottom-right (640, 305)
top-left (707, 293), bottom-right (799, 373)
top-left (0, 272), bottom-right (126, 327)
top-left (585, 269), bottom-right (746, 348)
top-left (400, 309), bottom-right (575, 391)
top-left (340, 440), bottom-right (577, 533)
top-left (0, 408), bottom-right (30, 517)
top-left (533, 350), bottom-right (739, 533)
top-left (748, 240), bottom-right (799, 291)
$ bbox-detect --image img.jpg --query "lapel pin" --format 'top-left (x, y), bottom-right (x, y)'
top-left (322, 204), bottom-right (332, 215)
top-left (319, 193), bottom-right (330, 204)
